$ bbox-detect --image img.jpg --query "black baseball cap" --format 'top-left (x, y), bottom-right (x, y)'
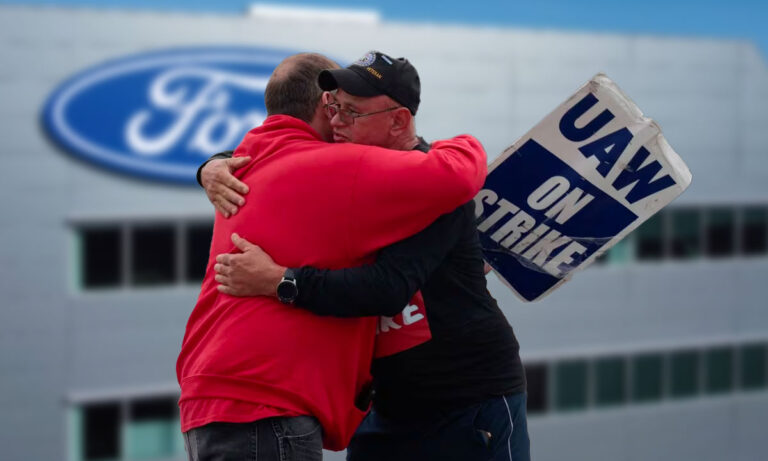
top-left (318, 50), bottom-right (421, 115)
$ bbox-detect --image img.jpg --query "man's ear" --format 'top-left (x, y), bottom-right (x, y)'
top-left (314, 91), bottom-right (333, 120)
top-left (389, 108), bottom-right (412, 136)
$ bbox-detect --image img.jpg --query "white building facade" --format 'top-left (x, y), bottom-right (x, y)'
top-left (0, 5), bottom-right (766, 460)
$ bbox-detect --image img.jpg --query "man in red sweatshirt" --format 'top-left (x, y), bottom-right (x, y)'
top-left (176, 52), bottom-right (487, 460)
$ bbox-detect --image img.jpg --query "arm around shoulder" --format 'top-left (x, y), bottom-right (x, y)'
top-left (426, 134), bottom-right (487, 203)
top-left (349, 135), bottom-right (487, 252)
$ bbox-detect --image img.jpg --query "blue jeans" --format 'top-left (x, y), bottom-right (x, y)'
top-left (347, 392), bottom-right (530, 461)
top-left (184, 416), bottom-right (323, 461)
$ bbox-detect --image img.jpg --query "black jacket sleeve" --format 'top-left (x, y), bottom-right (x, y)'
top-left (292, 206), bottom-right (465, 317)
top-left (196, 151), bottom-right (234, 187)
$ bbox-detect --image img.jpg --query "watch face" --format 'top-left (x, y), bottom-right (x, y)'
top-left (277, 280), bottom-right (298, 301)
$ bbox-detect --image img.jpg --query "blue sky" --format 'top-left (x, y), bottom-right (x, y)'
top-left (3, 0), bottom-right (767, 57)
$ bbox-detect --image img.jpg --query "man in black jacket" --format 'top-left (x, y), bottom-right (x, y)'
top-left (201, 51), bottom-right (529, 461)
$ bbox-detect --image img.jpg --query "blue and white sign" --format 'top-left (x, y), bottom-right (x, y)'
top-left (42, 47), bottom-right (292, 183)
top-left (477, 74), bottom-right (692, 302)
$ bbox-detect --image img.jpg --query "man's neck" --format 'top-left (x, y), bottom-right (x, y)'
top-left (389, 134), bottom-right (421, 152)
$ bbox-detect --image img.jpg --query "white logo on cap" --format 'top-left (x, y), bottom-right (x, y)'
top-left (354, 52), bottom-right (376, 67)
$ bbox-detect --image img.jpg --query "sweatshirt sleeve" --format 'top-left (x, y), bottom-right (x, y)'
top-left (348, 134), bottom-right (486, 255)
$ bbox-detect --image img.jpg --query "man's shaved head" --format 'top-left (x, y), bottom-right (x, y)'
top-left (265, 53), bottom-right (340, 123)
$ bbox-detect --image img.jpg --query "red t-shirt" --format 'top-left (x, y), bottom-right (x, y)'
top-left (176, 115), bottom-right (486, 450)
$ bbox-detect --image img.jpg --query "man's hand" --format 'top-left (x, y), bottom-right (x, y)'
top-left (214, 233), bottom-right (286, 297)
top-left (201, 157), bottom-right (251, 218)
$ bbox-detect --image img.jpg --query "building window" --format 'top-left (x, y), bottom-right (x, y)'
top-left (81, 228), bottom-right (122, 289)
top-left (186, 222), bottom-right (214, 282)
top-left (555, 360), bottom-right (588, 411)
top-left (595, 237), bottom-right (633, 265)
top-left (607, 237), bottom-right (633, 264)
top-left (705, 347), bottom-right (734, 394)
top-left (524, 363), bottom-right (548, 414)
top-left (631, 353), bottom-right (663, 402)
top-left (741, 207), bottom-right (767, 255)
top-left (83, 403), bottom-right (120, 460)
top-left (132, 226), bottom-right (176, 286)
top-left (740, 343), bottom-right (767, 390)
top-left (670, 209), bottom-right (701, 260)
top-left (76, 220), bottom-right (213, 290)
top-left (593, 204), bottom-right (768, 267)
top-left (74, 395), bottom-right (183, 461)
top-left (126, 398), bottom-right (179, 459)
top-left (636, 212), bottom-right (665, 260)
top-left (705, 208), bottom-right (735, 257)
top-left (670, 350), bottom-right (700, 398)
top-left (519, 341), bottom-right (767, 416)
top-left (594, 356), bottom-right (626, 406)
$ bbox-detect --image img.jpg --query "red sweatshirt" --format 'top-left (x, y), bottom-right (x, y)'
top-left (176, 115), bottom-right (486, 450)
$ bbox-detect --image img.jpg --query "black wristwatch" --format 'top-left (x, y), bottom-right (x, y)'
top-left (276, 268), bottom-right (299, 304)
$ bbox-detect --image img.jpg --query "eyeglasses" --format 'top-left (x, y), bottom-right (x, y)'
top-left (324, 103), bottom-right (402, 125)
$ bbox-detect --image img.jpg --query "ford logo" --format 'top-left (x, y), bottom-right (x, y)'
top-left (42, 47), bottom-right (293, 184)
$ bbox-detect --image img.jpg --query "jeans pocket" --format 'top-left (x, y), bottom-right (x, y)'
top-left (274, 415), bottom-right (322, 439)
top-left (472, 398), bottom-right (512, 454)
top-left (273, 416), bottom-right (323, 461)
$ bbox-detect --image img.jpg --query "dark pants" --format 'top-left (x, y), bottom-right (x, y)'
top-left (347, 392), bottom-right (530, 461)
top-left (184, 416), bottom-right (323, 461)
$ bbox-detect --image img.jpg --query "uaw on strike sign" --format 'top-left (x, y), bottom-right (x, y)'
top-left (478, 74), bottom-right (692, 302)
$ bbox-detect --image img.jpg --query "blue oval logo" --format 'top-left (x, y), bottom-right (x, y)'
top-left (42, 47), bottom-right (293, 184)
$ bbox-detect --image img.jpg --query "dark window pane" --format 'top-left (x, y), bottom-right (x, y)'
top-left (130, 397), bottom-right (177, 422)
top-left (555, 360), bottom-right (587, 411)
top-left (83, 403), bottom-right (120, 460)
top-left (186, 222), bottom-right (214, 282)
top-left (670, 350), bottom-right (700, 398)
top-left (636, 213), bottom-right (664, 260)
top-left (705, 208), bottom-right (735, 257)
top-left (82, 228), bottom-right (121, 288)
top-left (632, 354), bottom-right (663, 402)
top-left (524, 363), bottom-right (547, 414)
top-left (740, 344), bottom-right (767, 390)
top-left (670, 209), bottom-right (701, 260)
top-left (705, 347), bottom-right (733, 394)
top-left (595, 357), bottom-right (626, 406)
top-left (741, 208), bottom-right (767, 255)
top-left (131, 226), bottom-right (175, 286)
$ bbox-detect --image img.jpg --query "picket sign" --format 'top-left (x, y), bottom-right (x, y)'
top-left (476, 74), bottom-right (692, 302)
